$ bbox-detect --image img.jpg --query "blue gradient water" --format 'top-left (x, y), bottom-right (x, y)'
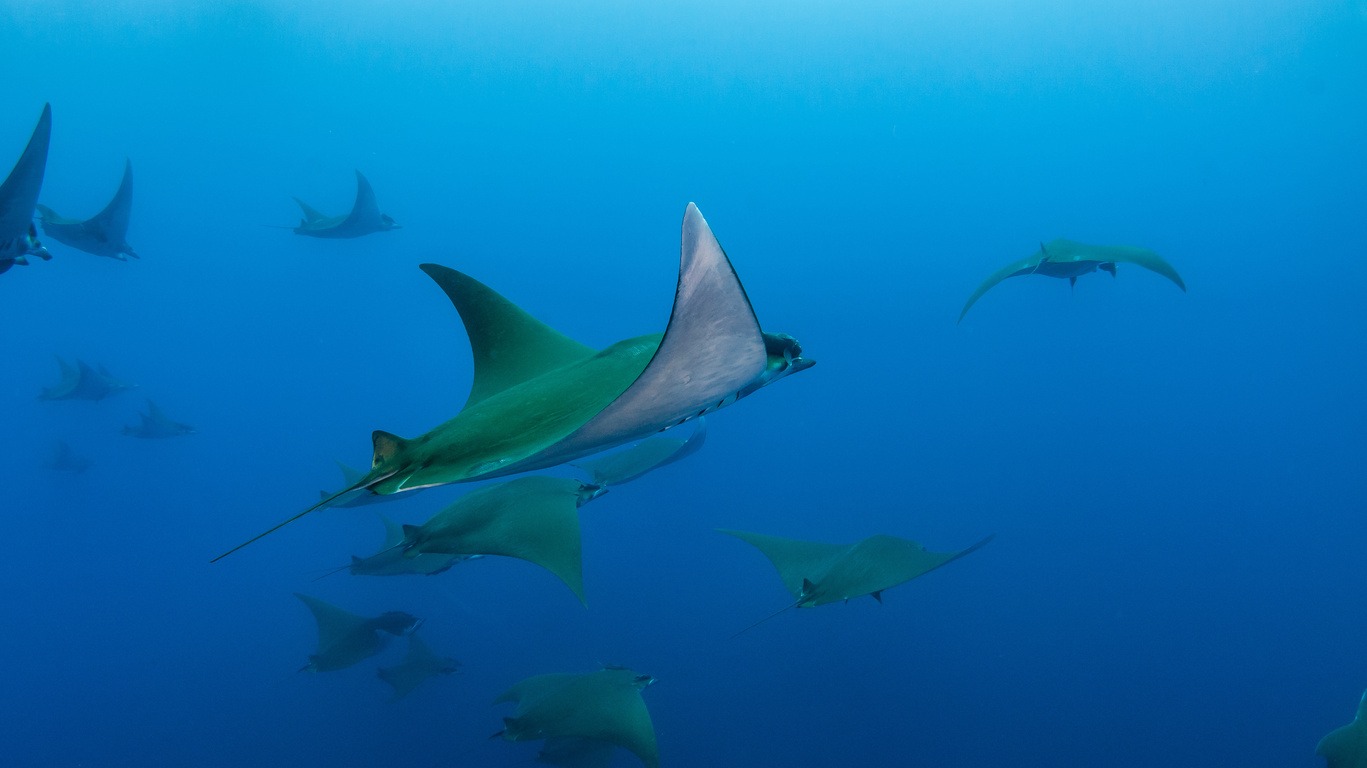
top-left (1, 1), bottom-right (1364, 766)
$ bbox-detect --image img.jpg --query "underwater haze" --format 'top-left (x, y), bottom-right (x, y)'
top-left (2, 0), bottom-right (1365, 766)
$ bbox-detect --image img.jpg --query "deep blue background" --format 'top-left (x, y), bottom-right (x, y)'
top-left (1, 1), bottom-right (1364, 765)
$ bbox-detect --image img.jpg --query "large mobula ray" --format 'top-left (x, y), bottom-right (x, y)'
top-left (213, 203), bottom-right (813, 561)
top-left (1318, 689), bottom-right (1367, 768)
top-left (959, 238), bottom-right (1186, 322)
top-left (39, 357), bottom-right (137, 401)
top-left (721, 529), bottom-right (994, 632)
top-left (0, 104), bottom-right (52, 276)
top-left (495, 668), bottom-right (660, 768)
top-left (37, 158), bottom-right (138, 260)
top-left (292, 170), bottom-right (399, 238)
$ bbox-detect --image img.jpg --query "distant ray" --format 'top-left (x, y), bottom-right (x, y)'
top-left (376, 633), bottom-right (458, 700)
top-left (38, 357), bottom-right (136, 401)
top-left (721, 529), bottom-right (993, 632)
top-left (295, 593), bottom-right (420, 672)
top-left (122, 399), bottom-right (194, 438)
top-left (495, 668), bottom-right (659, 768)
top-left (959, 239), bottom-right (1185, 322)
top-left (0, 104), bottom-right (52, 275)
top-left (46, 440), bottom-right (91, 474)
top-left (37, 158), bottom-right (138, 260)
top-left (291, 170), bottom-right (399, 238)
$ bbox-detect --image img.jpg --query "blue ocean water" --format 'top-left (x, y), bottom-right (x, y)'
top-left (1, 0), bottom-right (1364, 765)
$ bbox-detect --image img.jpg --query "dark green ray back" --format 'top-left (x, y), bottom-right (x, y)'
top-left (719, 529), bottom-right (848, 600)
top-left (497, 669), bottom-right (658, 768)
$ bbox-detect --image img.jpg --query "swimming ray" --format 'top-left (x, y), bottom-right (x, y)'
top-left (959, 238), bottom-right (1186, 322)
top-left (376, 633), bottom-right (458, 700)
top-left (47, 440), bottom-right (92, 474)
top-left (122, 399), bottom-right (195, 438)
top-left (0, 104), bottom-right (52, 276)
top-left (721, 529), bottom-right (994, 629)
top-left (291, 170), bottom-right (399, 238)
top-left (1318, 689), bottom-right (1367, 768)
top-left (213, 203), bottom-right (812, 561)
top-left (37, 158), bottom-right (138, 260)
top-left (495, 668), bottom-right (659, 768)
top-left (573, 418), bottom-right (707, 487)
top-left (400, 476), bottom-right (606, 604)
top-left (38, 357), bottom-right (136, 401)
top-left (295, 593), bottom-right (420, 672)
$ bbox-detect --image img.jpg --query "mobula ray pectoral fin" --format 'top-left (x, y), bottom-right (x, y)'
top-left (343, 170), bottom-right (384, 228)
top-left (509, 202), bottom-right (769, 471)
top-left (0, 104), bottom-right (52, 261)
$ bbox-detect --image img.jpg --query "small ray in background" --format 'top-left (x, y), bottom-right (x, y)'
top-left (37, 158), bottom-right (137, 261)
top-left (46, 440), bottom-right (91, 474)
top-left (348, 513), bottom-right (473, 577)
top-left (720, 529), bottom-right (994, 633)
top-left (400, 475), bottom-right (607, 605)
top-left (291, 170), bottom-right (399, 238)
top-left (1317, 688), bottom-right (1367, 768)
top-left (376, 632), bottom-right (458, 700)
top-left (573, 418), bottom-right (707, 487)
top-left (295, 593), bottom-right (420, 673)
top-left (959, 238), bottom-right (1186, 322)
top-left (495, 668), bottom-right (660, 768)
top-left (0, 104), bottom-right (52, 276)
top-left (122, 400), bottom-right (194, 438)
top-left (213, 203), bottom-right (813, 562)
top-left (39, 357), bottom-right (137, 401)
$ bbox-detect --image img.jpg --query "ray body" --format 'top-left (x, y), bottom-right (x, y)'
top-left (573, 418), bottom-right (707, 487)
top-left (292, 170), bottom-right (398, 238)
top-left (213, 203), bottom-right (812, 561)
top-left (401, 475), bottom-right (605, 604)
top-left (39, 358), bottom-right (137, 401)
top-left (349, 513), bottom-right (470, 577)
top-left (496, 668), bottom-right (659, 768)
top-left (36, 158), bottom-right (137, 260)
top-left (47, 441), bottom-right (91, 474)
top-left (122, 400), bottom-right (194, 438)
top-left (721, 529), bottom-right (994, 608)
top-left (537, 737), bottom-right (617, 768)
top-left (295, 593), bottom-right (419, 672)
top-left (375, 633), bottom-right (458, 700)
top-left (0, 104), bottom-right (52, 276)
top-left (958, 238), bottom-right (1186, 322)
top-left (1318, 689), bottom-right (1367, 768)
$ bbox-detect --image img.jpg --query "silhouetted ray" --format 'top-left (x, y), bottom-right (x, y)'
top-left (214, 203), bottom-right (813, 561)
top-left (495, 668), bottom-right (659, 768)
top-left (376, 633), bottom-right (458, 700)
top-left (37, 158), bottom-right (137, 260)
top-left (959, 239), bottom-right (1186, 321)
top-left (349, 513), bottom-right (471, 577)
top-left (38, 357), bottom-right (136, 401)
top-left (0, 104), bottom-right (52, 276)
top-left (122, 400), bottom-right (194, 438)
top-left (721, 529), bottom-right (994, 631)
top-left (401, 475), bottom-right (606, 604)
top-left (292, 170), bottom-right (399, 238)
top-left (1318, 689), bottom-right (1367, 768)
top-left (46, 440), bottom-right (91, 474)
top-left (295, 593), bottom-right (420, 672)
top-left (573, 418), bottom-right (707, 487)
